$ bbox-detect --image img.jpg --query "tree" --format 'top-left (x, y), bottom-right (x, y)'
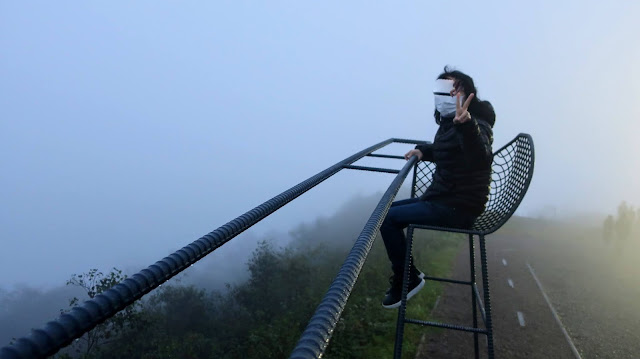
top-left (62, 268), bottom-right (145, 359)
top-left (603, 215), bottom-right (615, 243)
top-left (614, 202), bottom-right (635, 243)
top-left (635, 208), bottom-right (640, 240)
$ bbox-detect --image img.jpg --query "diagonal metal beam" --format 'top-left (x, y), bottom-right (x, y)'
top-left (288, 155), bottom-right (419, 359)
top-left (1, 139), bottom-right (403, 359)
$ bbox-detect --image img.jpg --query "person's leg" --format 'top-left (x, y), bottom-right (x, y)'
top-left (380, 200), bottom-right (457, 276)
top-left (380, 200), bottom-right (475, 308)
top-left (387, 197), bottom-right (422, 263)
top-left (390, 197), bottom-right (421, 208)
top-left (382, 198), bottom-right (422, 277)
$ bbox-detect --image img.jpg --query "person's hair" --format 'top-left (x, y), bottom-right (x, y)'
top-left (434, 66), bottom-right (495, 125)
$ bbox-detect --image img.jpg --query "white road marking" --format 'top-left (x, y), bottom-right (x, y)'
top-left (527, 263), bottom-right (583, 359)
top-left (493, 249), bottom-right (516, 263)
top-left (517, 311), bottom-right (526, 327)
top-left (502, 258), bottom-right (508, 266)
top-left (507, 279), bottom-right (514, 288)
top-left (432, 295), bottom-right (441, 312)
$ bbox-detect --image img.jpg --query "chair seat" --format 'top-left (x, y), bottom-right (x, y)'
top-left (412, 134), bottom-right (535, 235)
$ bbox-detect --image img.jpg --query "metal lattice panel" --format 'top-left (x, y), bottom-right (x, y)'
top-left (411, 161), bottom-right (436, 199)
top-left (411, 134), bottom-right (535, 235)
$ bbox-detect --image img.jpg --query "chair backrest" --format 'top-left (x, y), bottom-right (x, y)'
top-left (411, 133), bottom-right (535, 235)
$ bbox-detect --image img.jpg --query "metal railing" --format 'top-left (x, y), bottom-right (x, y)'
top-left (288, 148), bottom-right (417, 358)
top-left (1, 138), bottom-right (425, 359)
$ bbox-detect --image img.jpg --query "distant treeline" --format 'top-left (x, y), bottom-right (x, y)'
top-left (51, 232), bottom-right (460, 359)
top-left (41, 193), bottom-right (461, 359)
top-left (602, 201), bottom-right (640, 244)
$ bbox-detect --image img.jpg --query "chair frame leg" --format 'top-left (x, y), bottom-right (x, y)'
top-left (469, 234), bottom-right (480, 359)
top-left (393, 229), bottom-right (495, 359)
top-left (479, 234), bottom-right (495, 358)
top-left (393, 225), bottom-right (415, 359)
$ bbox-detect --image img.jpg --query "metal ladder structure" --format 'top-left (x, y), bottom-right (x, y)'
top-left (0, 135), bottom-right (534, 359)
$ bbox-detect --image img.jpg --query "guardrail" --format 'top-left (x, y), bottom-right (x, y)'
top-left (1, 138), bottom-right (424, 359)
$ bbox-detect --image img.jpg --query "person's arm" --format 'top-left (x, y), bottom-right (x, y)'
top-left (452, 93), bottom-right (494, 167)
top-left (455, 117), bottom-right (493, 167)
top-left (415, 143), bottom-right (434, 162)
top-left (404, 142), bottom-right (434, 162)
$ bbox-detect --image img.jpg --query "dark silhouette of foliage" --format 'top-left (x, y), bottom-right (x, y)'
top-left (53, 194), bottom-right (462, 358)
top-left (57, 268), bottom-right (146, 359)
top-left (615, 202), bottom-right (635, 242)
top-left (602, 201), bottom-right (639, 252)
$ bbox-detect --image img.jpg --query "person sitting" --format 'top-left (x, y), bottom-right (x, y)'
top-left (380, 67), bottom-right (495, 309)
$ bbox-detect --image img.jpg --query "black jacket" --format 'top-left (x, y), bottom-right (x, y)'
top-left (415, 111), bottom-right (494, 216)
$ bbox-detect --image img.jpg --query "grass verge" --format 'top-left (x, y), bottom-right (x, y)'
top-left (324, 231), bottom-right (464, 358)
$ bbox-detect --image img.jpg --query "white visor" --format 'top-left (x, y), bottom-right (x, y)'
top-left (434, 79), bottom-right (454, 96)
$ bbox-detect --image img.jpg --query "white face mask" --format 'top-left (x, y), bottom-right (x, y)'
top-left (434, 79), bottom-right (458, 118)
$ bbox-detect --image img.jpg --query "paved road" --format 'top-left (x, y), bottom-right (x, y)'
top-left (414, 227), bottom-right (640, 358)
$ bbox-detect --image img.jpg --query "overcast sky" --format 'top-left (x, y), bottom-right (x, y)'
top-left (2, 1), bottom-right (639, 289)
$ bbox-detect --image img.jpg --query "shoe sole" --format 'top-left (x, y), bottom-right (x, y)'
top-left (382, 278), bottom-right (425, 309)
top-left (385, 272), bottom-right (425, 295)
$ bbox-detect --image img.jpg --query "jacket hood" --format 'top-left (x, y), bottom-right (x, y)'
top-left (474, 100), bottom-right (496, 127)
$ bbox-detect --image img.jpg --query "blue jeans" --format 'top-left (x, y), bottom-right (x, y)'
top-left (380, 198), bottom-right (477, 276)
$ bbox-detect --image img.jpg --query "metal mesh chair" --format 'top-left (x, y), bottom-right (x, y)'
top-left (394, 133), bottom-right (535, 359)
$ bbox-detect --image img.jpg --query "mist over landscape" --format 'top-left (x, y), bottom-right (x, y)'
top-left (2, 1), bottom-right (640, 358)
top-left (3, 190), bottom-right (638, 358)
top-left (0, 190), bottom-right (387, 347)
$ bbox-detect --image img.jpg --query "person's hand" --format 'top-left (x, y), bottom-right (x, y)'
top-left (453, 92), bottom-right (475, 124)
top-left (404, 149), bottom-right (423, 161)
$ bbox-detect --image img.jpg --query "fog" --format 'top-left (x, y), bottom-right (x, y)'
top-left (0, 284), bottom-right (85, 345)
top-left (1, 0), bottom-right (640, 344)
top-left (0, 190), bottom-right (392, 346)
